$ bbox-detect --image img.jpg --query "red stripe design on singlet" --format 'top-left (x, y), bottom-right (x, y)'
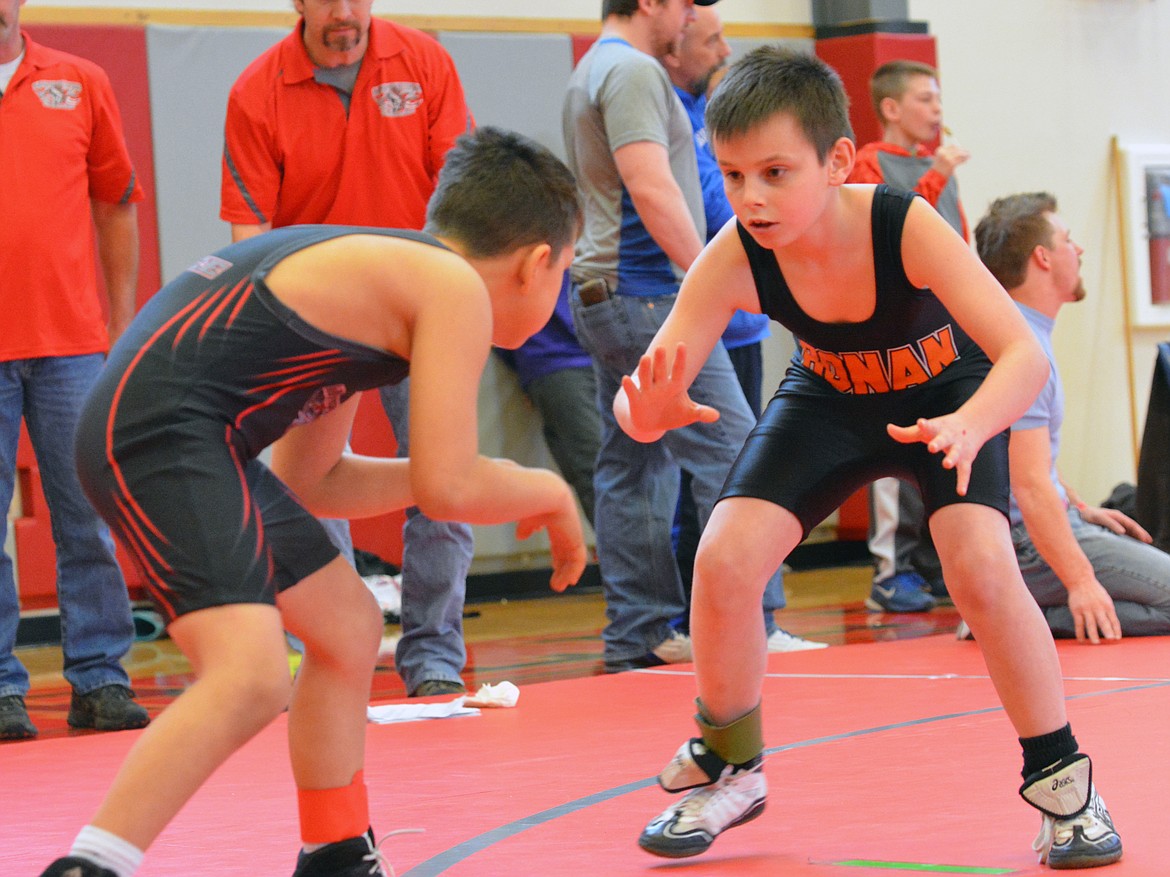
top-left (105, 293), bottom-right (214, 614)
top-left (171, 283), bottom-right (234, 351)
top-left (199, 277), bottom-right (252, 342)
top-left (226, 424), bottom-right (271, 576)
top-left (233, 350), bottom-right (348, 432)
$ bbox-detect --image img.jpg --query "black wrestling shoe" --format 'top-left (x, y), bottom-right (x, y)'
top-left (38, 857), bottom-right (117, 877)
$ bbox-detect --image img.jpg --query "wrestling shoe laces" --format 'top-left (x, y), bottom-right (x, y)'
top-left (362, 828), bottom-right (424, 877)
top-left (1031, 785), bottom-right (1122, 869)
top-left (639, 761), bottom-right (766, 858)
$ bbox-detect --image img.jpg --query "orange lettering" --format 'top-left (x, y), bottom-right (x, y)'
top-left (920, 325), bottom-right (958, 375)
top-left (888, 346), bottom-right (930, 390)
top-left (842, 350), bottom-right (890, 394)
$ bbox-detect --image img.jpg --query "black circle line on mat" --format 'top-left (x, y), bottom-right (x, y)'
top-left (401, 680), bottom-right (1170, 876)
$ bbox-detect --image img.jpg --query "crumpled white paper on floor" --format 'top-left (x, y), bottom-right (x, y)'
top-left (365, 681), bottom-right (520, 724)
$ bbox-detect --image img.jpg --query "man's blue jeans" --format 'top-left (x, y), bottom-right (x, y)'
top-left (571, 290), bottom-right (785, 664)
top-left (0, 355), bottom-right (135, 697)
top-left (379, 378), bottom-right (473, 691)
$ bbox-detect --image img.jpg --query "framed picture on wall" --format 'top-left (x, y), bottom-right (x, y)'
top-left (1118, 142), bottom-right (1170, 328)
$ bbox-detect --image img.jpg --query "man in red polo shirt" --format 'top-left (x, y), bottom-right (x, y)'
top-left (221, 0), bottom-right (475, 699)
top-left (0, 0), bottom-right (149, 739)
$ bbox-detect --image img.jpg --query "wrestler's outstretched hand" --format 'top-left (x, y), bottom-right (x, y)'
top-left (887, 413), bottom-right (984, 496)
top-left (616, 343), bottom-right (720, 443)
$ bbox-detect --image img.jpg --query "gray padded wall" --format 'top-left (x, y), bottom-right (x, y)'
top-left (437, 32), bottom-right (574, 160)
top-left (727, 36), bottom-right (815, 64)
top-left (146, 25), bottom-right (285, 282)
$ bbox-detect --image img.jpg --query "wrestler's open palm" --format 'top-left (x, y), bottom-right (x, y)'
top-left (887, 413), bottom-right (983, 496)
top-left (621, 343), bottom-right (720, 437)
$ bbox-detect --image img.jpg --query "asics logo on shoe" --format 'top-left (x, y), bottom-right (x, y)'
top-left (662, 821), bottom-right (711, 842)
top-left (1052, 775), bottom-right (1077, 791)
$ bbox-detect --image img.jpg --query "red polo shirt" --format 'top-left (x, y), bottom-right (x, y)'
top-left (221, 17), bottom-right (472, 230)
top-left (0, 33), bottom-right (143, 360)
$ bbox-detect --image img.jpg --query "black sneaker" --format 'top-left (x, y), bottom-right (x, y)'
top-left (292, 828), bottom-right (422, 876)
top-left (39, 857), bottom-right (117, 877)
top-left (68, 685), bottom-right (150, 731)
top-left (0, 694), bottom-right (37, 739)
top-left (409, 680), bottom-right (466, 698)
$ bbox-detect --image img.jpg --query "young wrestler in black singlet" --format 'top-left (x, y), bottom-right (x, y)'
top-left (619, 49), bottom-right (1122, 870)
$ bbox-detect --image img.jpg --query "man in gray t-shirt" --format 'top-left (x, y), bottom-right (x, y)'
top-left (564, 0), bottom-right (785, 672)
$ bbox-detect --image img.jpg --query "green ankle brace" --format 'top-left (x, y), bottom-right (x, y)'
top-left (694, 699), bottom-right (763, 766)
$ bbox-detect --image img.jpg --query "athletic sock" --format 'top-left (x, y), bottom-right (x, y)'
top-left (1020, 723), bottom-right (1078, 779)
top-left (70, 825), bottom-right (144, 877)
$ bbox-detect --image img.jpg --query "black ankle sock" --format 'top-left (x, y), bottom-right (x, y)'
top-left (1020, 723), bottom-right (1078, 779)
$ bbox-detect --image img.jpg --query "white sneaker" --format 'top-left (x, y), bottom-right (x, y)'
top-left (363, 574), bottom-right (402, 616)
top-left (651, 630), bottom-right (693, 664)
top-left (1033, 785), bottom-right (1122, 868)
top-left (639, 762), bottom-right (767, 858)
top-left (766, 628), bottom-right (828, 652)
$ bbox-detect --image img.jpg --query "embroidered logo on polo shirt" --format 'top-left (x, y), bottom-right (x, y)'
top-left (371, 81), bottom-right (422, 117)
top-left (32, 79), bottom-right (82, 110)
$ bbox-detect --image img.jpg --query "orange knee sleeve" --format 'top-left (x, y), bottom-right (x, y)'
top-left (297, 770), bottom-right (369, 844)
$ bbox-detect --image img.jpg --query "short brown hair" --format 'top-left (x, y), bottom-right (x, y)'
top-left (425, 127), bottom-right (582, 259)
top-left (869, 60), bottom-right (939, 124)
top-left (974, 193), bottom-right (1058, 290)
top-left (706, 46), bottom-right (853, 162)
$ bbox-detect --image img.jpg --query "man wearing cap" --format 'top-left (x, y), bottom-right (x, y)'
top-left (564, 0), bottom-right (765, 673)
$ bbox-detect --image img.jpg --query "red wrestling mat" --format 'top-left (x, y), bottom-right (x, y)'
top-left (3, 635), bottom-right (1166, 876)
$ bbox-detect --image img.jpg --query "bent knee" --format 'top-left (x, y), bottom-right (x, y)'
top-left (693, 544), bottom-right (769, 611)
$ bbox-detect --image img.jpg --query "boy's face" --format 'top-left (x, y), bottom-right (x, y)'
top-left (715, 112), bottom-right (851, 251)
top-left (883, 74), bottom-right (942, 146)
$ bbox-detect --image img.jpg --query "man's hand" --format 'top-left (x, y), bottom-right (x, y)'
top-left (1066, 578), bottom-right (1123, 644)
top-left (887, 413), bottom-right (984, 496)
top-left (616, 343), bottom-right (720, 443)
top-left (1078, 505), bottom-right (1154, 543)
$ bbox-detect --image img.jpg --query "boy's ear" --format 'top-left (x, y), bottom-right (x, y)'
top-left (878, 95), bottom-right (900, 126)
top-left (517, 242), bottom-right (554, 293)
top-left (826, 136), bottom-right (855, 185)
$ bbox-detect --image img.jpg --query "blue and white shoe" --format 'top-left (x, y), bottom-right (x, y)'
top-left (1033, 785), bottom-right (1122, 869)
top-left (865, 571), bottom-right (936, 613)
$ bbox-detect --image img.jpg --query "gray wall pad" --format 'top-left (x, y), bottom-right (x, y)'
top-left (146, 25), bottom-right (285, 282)
top-left (437, 31), bottom-right (573, 161)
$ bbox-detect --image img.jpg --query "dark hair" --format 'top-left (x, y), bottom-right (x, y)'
top-left (975, 193), bottom-right (1058, 290)
top-left (869, 59), bottom-right (939, 124)
top-left (705, 45), bottom-right (853, 162)
top-left (425, 127), bottom-right (582, 259)
top-left (602, 0), bottom-right (642, 19)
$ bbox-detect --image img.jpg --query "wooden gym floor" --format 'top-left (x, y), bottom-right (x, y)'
top-left (10, 561), bottom-right (964, 739)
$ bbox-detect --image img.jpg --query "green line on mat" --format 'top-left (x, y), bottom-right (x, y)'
top-left (828, 861), bottom-right (1015, 874)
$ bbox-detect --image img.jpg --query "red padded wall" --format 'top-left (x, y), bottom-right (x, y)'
top-left (816, 33), bottom-right (938, 153)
